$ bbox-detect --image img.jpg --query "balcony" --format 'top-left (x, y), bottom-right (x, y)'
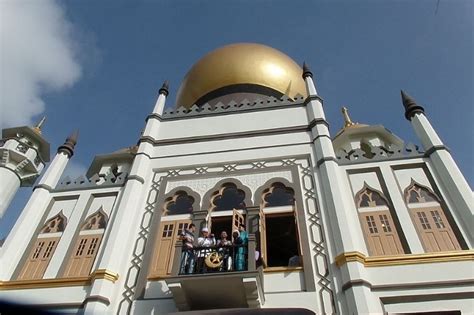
top-left (165, 234), bottom-right (264, 311)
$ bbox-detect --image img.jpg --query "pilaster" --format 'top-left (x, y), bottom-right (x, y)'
top-left (402, 91), bottom-right (473, 245)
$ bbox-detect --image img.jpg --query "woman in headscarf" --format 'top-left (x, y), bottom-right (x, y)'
top-left (233, 224), bottom-right (248, 271)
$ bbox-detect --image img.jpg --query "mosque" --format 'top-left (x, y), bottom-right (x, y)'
top-left (0, 43), bottom-right (472, 314)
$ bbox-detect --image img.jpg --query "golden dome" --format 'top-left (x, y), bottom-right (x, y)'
top-left (175, 43), bottom-right (307, 108)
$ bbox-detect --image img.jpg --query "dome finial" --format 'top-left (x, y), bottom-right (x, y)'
top-left (33, 116), bottom-right (46, 134)
top-left (342, 107), bottom-right (356, 128)
top-left (401, 90), bottom-right (424, 120)
top-left (58, 129), bottom-right (79, 157)
top-left (302, 62), bottom-right (313, 78)
top-left (159, 80), bottom-right (169, 96)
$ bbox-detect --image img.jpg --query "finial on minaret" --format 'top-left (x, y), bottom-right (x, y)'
top-left (33, 116), bottom-right (46, 134)
top-left (159, 80), bottom-right (169, 96)
top-left (58, 130), bottom-right (79, 157)
top-left (401, 90), bottom-right (425, 121)
top-left (341, 107), bottom-right (356, 128)
top-left (302, 62), bottom-right (313, 79)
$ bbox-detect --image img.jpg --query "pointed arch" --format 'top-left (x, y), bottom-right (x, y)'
top-left (260, 182), bottom-right (295, 208)
top-left (203, 179), bottom-right (252, 212)
top-left (40, 211), bottom-right (67, 233)
top-left (355, 183), bottom-right (388, 208)
top-left (81, 207), bottom-right (108, 230)
top-left (254, 177), bottom-right (296, 208)
top-left (404, 179), bottom-right (439, 204)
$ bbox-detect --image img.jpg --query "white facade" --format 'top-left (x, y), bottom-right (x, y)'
top-left (0, 45), bottom-right (472, 315)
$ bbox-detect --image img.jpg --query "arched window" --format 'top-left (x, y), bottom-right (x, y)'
top-left (405, 183), bottom-right (438, 204)
top-left (404, 180), bottom-right (461, 252)
top-left (354, 185), bottom-right (404, 256)
top-left (63, 208), bottom-right (108, 277)
top-left (163, 191), bottom-right (194, 216)
top-left (210, 183), bottom-right (246, 211)
top-left (262, 182), bottom-right (295, 208)
top-left (18, 211), bottom-right (67, 280)
top-left (356, 187), bottom-right (387, 208)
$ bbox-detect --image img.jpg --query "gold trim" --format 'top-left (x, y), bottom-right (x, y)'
top-left (92, 269), bottom-right (119, 283)
top-left (263, 266), bottom-right (303, 273)
top-left (0, 269), bottom-right (119, 290)
top-left (335, 250), bottom-right (474, 268)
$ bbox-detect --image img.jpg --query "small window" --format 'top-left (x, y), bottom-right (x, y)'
top-left (417, 212), bottom-right (431, 230)
top-left (356, 187), bottom-right (387, 208)
top-left (40, 211), bottom-right (67, 233)
top-left (366, 216), bottom-right (378, 234)
top-left (405, 183), bottom-right (438, 204)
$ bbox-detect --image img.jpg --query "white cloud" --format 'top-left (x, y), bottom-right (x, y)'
top-left (0, 0), bottom-right (81, 128)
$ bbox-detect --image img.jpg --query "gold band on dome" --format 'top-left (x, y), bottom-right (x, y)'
top-left (175, 43), bottom-right (308, 108)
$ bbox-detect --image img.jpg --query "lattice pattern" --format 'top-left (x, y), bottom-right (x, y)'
top-left (116, 157), bottom-right (335, 314)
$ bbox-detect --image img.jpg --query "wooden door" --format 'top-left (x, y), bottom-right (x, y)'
top-left (64, 234), bottom-right (103, 277)
top-left (359, 211), bottom-right (404, 256)
top-left (151, 220), bottom-right (191, 277)
top-left (18, 237), bottom-right (59, 280)
top-left (410, 207), bottom-right (461, 252)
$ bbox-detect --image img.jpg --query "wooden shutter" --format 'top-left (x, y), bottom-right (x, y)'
top-left (232, 209), bottom-right (245, 242)
top-left (18, 237), bottom-right (59, 280)
top-left (63, 234), bottom-right (103, 277)
top-left (259, 208), bottom-right (267, 266)
top-left (359, 211), bottom-right (404, 256)
top-left (151, 220), bottom-right (191, 277)
top-left (410, 206), bottom-right (461, 252)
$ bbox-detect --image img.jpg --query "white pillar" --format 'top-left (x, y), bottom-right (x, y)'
top-left (82, 82), bottom-right (168, 313)
top-left (402, 91), bottom-right (473, 245)
top-left (0, 168), bottom-right (21, 218)
top-left (0, 133), bottom-right (76, 279)
top-left (303, 64), bottom-right (367, 255)
top-left (303, 65), bottom-right (382, 314)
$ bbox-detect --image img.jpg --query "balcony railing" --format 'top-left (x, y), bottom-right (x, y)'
top-left (171, 234), bottom-right (257, 276)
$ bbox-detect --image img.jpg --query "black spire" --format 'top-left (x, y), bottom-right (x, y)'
top-left (58, 130), bottom-right (78, 157)
top-left (401, 90), bottom-right (425, 121)
top-left (159, 80), bottom-right (169, 96)
top-left (302, 62), bottom-right (313, 79)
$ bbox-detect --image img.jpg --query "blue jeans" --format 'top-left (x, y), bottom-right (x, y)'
top-left (180, 249), bottom-right (195, 274)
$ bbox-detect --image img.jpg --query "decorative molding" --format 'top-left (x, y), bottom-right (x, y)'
top-left (308, 118), bottom-right (329, 130)
top-left (303, 95), bottom-right (324, 106)
top-left (83, 295), bottom-right (111, 306)
top-left (161, 94), bottom-right (306, 120)
top-left (55, 172), bottom-right (128, 191)
top-left (336, 143), bottom-right (424, 165)
top-left (424, 144), bottom-right (450, 157)
top-left (0, 269), bottom-right (119, 290)
top-left (316, 156), bottom-right (338, 168)
top-left (335, 250), bottom-right (474, 268)
top-left (127, 175), bottom-right (145, 184)
top-left (92, 269), bottom-right (119, 283)
top-left (263, 266), bottom-right (303, 273)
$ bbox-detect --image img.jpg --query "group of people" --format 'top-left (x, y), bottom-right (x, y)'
top-left (179, 223), bottom-right (248, 274)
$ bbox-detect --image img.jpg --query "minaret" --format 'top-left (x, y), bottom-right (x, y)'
top-left (303, 64), bottom-right (383, 314)
top-left (81, 81), bottom-right (169, 314)
top-left (0, 130), bottom-right (77, 279)
top-left (401, 91), bottom-right (473, 245)
top-left (0, 117), bottom-right (50, 218)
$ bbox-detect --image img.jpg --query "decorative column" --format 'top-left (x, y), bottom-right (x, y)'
top-left (401, 91), bottom-right (473, 245)
top-left (81, 82), bottom-right (169, 315)
top-left (303, 64), bottom-right (383, 314)
top-left (0, 130), bottom-right (77, 279)
top-left (0, 118), bottom-right (50, 218)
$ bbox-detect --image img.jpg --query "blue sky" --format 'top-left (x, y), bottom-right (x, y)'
top-left (1, 0), bottom-right (472, 238)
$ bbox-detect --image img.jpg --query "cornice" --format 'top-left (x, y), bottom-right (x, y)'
top-left (335, 250), bottom-right (474, 268)
top-left (0, 269), bottom-right (119, 290)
